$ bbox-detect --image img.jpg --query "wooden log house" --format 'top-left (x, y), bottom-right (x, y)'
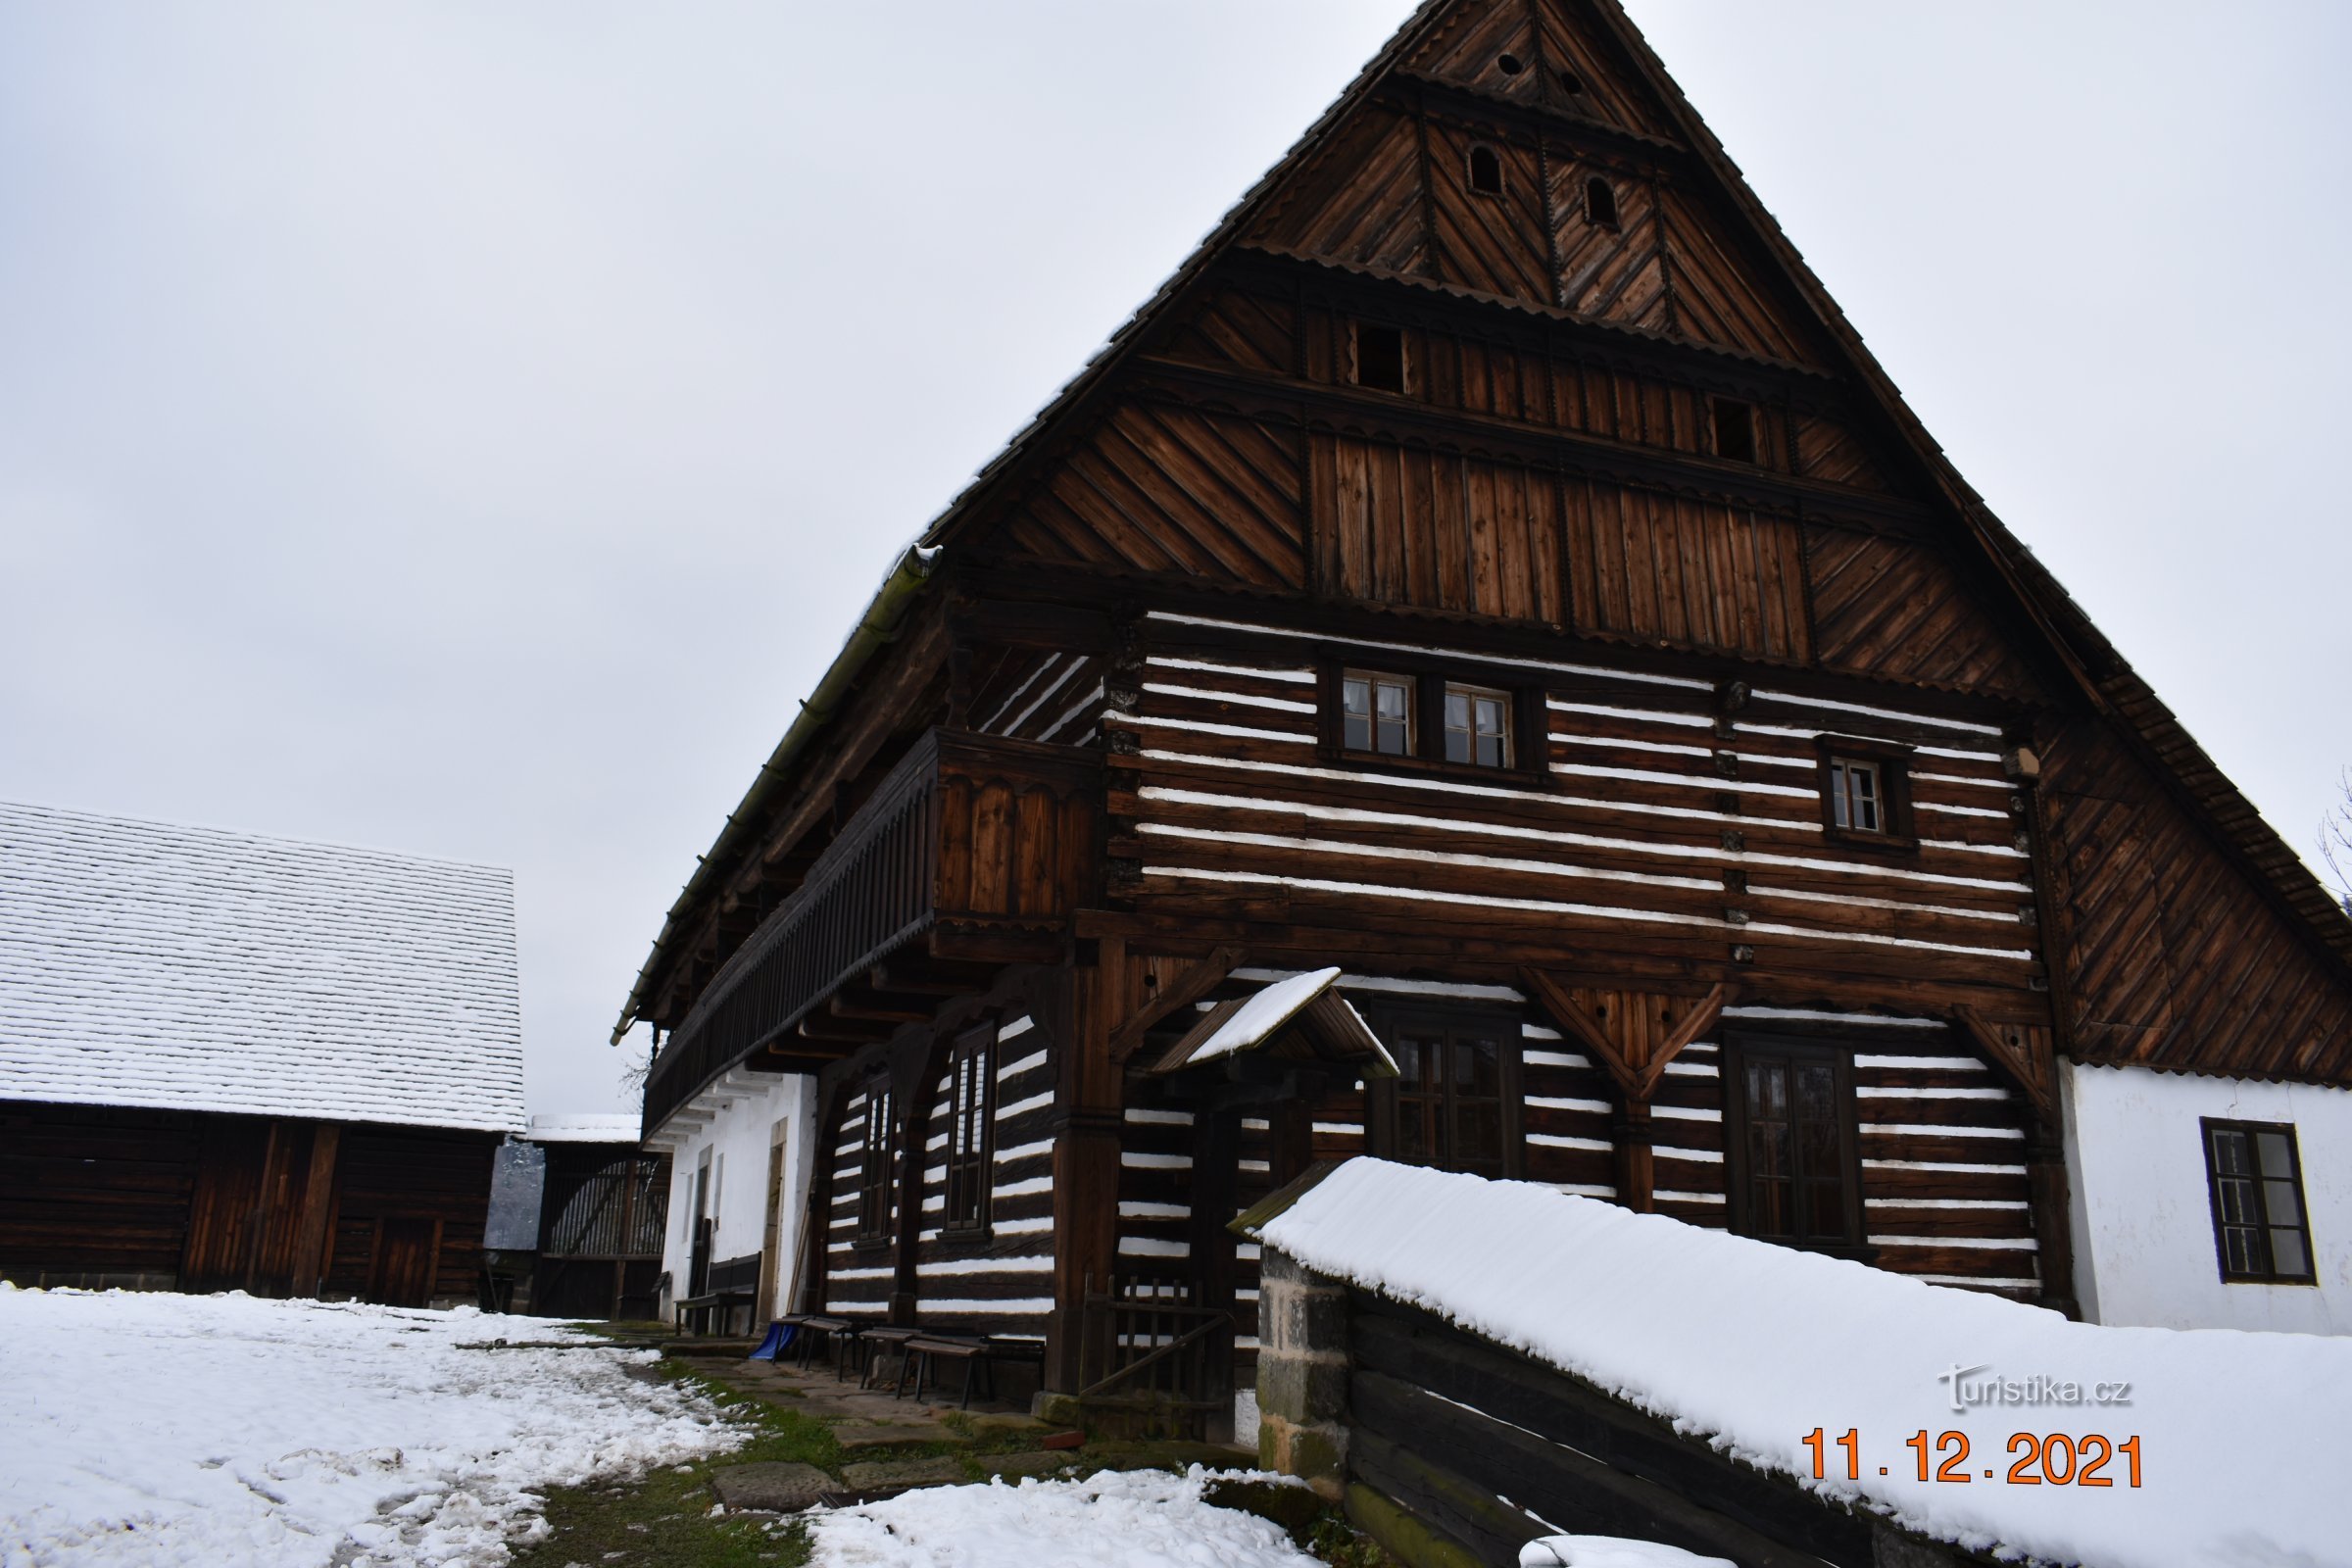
top-left (0, 801), bottom-right (525, 1305)
top-left (624, 0), bottom-right (2352, 1411)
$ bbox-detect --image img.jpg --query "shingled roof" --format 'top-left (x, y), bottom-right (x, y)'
top-left (0, 800), bottom-right (524, 1133)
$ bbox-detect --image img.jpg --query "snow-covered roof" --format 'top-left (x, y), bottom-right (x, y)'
top-left (0, 800), bottom-right (524, 1132)
top-left (1252, 1158), bottom-right (2352, 1568)
top-left (1151, 967), bottom-right (1398, 1077)
top-left (524, 1113), bottom-right (642, 1145)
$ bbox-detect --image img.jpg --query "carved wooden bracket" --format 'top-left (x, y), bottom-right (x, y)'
top-left (1522, 971), bottom-right (1729, 1106)
top-left (1952, 1004), bottom-right (2057, 1121)
top-left (1106, 945), bottom-right (1245, 1064)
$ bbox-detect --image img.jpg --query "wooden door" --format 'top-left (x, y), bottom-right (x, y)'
top-left (368, 1216), bottom-right (442, 1306)
top-left (758, 1126), bottom-right (789, 1322)
top-left (182, 1118), bottom-right (315, 1294)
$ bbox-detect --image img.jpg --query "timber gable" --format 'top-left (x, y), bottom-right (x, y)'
top-left (621, 0), bottom-right (2352, 1406)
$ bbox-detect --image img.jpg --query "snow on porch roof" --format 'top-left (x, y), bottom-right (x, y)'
top-left (1148, 966), bottom-right (1398, 1077)
top-left (1249, 1158), bottom-right (2352, 1568)
top-left (0, 799), bottom-right (524, 1133)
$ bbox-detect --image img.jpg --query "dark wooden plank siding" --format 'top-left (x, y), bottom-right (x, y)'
top-left (1004, 406), bottom-right (1304, 589)
top-left (1805, 525), bottom-right (2038, 696)
top-left (1244, 107), bottom-right (1430, 275)
top-left (1315, 437), bottom-right (1564, 625)
top-left (0, 1102), bottom-right (200, 1280)
top-left (1562, 479), bottom-right (1811, 660)
top-left (322, 1125), bottom-right (498, 1305)
top-left (2044, 726), bottom-right (2352, 1079)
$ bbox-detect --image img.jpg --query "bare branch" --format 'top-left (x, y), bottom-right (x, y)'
top-left (2322, 767), bottom-right (2352, 916)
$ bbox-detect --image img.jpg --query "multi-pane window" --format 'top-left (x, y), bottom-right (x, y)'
top-left (943, 1028), bottom-right (994, 1235)
top-left (1444, 684), bottom-right (1512, 768)
top-left (856, 1078), bottom-right (896, 1245)
top-left (1828, 757), bottom-right (1884, 833)
top-left (2203, 1120), bottom-right (2315, 1283)
top-left (1343, 671), bottom-right (1415, 756)
top-left (1726, 1040), bottom-right (1859, 1249)
top-left (1382, 1016), bottom-right (1516, 1178)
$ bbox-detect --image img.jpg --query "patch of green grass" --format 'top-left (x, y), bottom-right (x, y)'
top-left (1304, 1510), bottom-right (1396, 1567)
top-left (513, 1365), bottom-right (830, 1568)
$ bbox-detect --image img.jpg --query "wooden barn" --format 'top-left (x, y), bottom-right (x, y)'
top-left (621, 0), bottom-right (2352, 1423)
top-left (0, 800), bottom-right (524, 1306)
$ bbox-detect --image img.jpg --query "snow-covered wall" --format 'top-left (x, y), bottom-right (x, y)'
top-left (653, 1074), bottom-right (816, 1319)
top-left (2062, 1060), bottom-right (2352, 1334)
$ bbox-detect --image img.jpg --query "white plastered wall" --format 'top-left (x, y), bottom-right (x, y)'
top-left (2062, 1059), bottom-right (2352, 1334)
top-left (650, 1072), bottom-right (817, 1322)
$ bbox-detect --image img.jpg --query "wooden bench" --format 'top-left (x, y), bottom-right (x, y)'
top-left (902, 1332), bottom-right (1048, 1408)
top-left (675, 1252), bottom-right (761, 1337)
top-left (856, 1324), bottom-right (922, 1390)
top-left (791, 1314), bottom-right (860, 1376)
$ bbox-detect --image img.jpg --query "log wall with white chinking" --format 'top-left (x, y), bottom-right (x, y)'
top-left (819, 1084), bottom-right (886, 1317)
top-left (907, 1015), bottom-right (1058, 1338)
top-left (1111, 610), bottom-right (2044, 1013)
top-left (1094, 610), bottom-right (2051, 1297)
top-left (818, 1015), bottom-right (1062, 1335)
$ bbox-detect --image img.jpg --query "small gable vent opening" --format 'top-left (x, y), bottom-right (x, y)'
top-left (1711, 396), bottom-right (1758, 464)
top-left (1467, 144), bottom-right (1503, 196)
top-left (1557, 68), bottom-right (1585, 95)
top-left (1584, 174), bottom-right (1619, 228)
top-left (1496, 52), bottom-right (1524, 75)
top-left (1353, 322), bottom-right (1406, 395)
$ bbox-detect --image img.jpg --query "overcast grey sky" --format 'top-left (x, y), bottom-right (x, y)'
top-left (3, 3), bottom-right (2345, 1118)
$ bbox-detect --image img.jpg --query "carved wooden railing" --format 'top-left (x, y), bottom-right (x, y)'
top-left (644, 729), bottom-right (1100, 1131)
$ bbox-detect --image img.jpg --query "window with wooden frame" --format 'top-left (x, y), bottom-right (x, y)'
top-left (2203, 1119), bottom-right (2315, 1284)
top-left (1352, 320), bottom-right (1406, 394)
top-left (942, 1026), bottom-right (995, 1236)
top-left (1342, 669), bottom-right (1415, 757)
top-left (1368, 1008), bottom-right (1524, 1179)
top-left (1467, 143), bottom-right (1504, 196)
top-left (1815, 737), bottom-right (1915, 848)
top-left (1443, 683), bottom-right (1513, 768)
top-left (1326, 661), bottom-right (1544, 784)
top-left (1710, 396), bottom-right (1758, 465)
top-left (1722, 1037), bottom-right (1864, 1251)
top-left (855, 1076), bottom-right (896, 1246)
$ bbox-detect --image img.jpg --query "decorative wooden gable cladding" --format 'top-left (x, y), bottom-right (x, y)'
top-left (1314, 439), bottom-right (1565, 626)
top-left (1406, 0), bottom-right (1673, 138)
top-left (997, 404), bottom-right (1304, 589)
top-left (2044, 725), bottom-right (2352, 1079)
top-left (1245, 0), bottom-right (1822, 367)
top-left (1806, 526), bottom-right (2039, 698)
top-left (1562, 479), bottom-right (1808, 661)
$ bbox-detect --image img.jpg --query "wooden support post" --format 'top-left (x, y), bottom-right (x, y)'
top-left (1612, 1101), bottom-right (1655, 1214)
top-left (1047, 956), bottom-right (1125, 1394)
top-left (2025, 1119), bottom-right (2080, 1319)
top-left (290, 1122), bottom-right (341, 1298)
top-left (1191, 1107), bottom-right (1241, 1315)
top-left (891, 1034), bottom-right (952, 1327)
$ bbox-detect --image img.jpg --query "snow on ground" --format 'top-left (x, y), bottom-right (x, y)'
top-left (1519, 1538), bottom-right (1731, 1568)
top-left (1255, 1158), bottom-right (2352, 1568)
top-left (801, 1468), bottom-right (1318, 1568)
top-left (0, 1284), bottom-right (747, 1567)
